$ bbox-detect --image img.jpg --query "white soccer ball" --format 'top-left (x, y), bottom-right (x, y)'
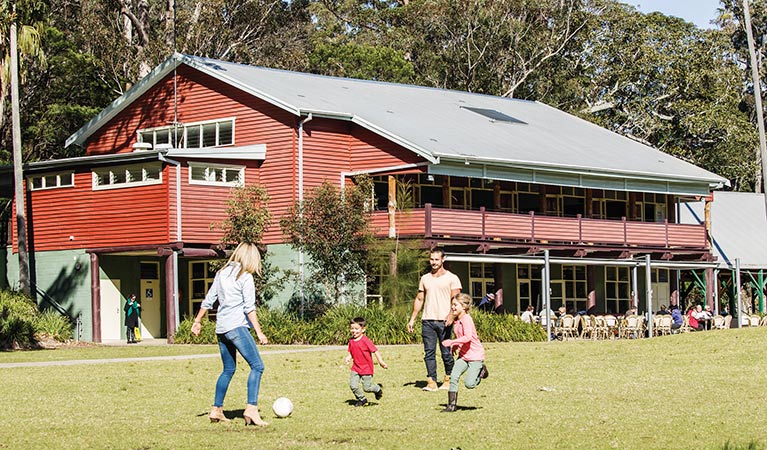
top-left (272, 397), bottom-right (293, 418)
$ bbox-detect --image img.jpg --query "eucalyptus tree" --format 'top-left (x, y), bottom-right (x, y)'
top-left (575, 2), bottom-right (757, 190)
top-left (716, 0), bottom-right (767, 191)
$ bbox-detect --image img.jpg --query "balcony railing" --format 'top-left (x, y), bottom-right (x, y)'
top-left (371, 204), bottom-right (708, 250)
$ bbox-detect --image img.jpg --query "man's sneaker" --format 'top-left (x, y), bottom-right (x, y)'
top-left (439, 375), bottom-right (451, 390)
top-left (375, 384), bottom-right (383, 400)
top-left (422, 377), bottom-right (439, 392)
top-left (354, 398), bottom-right (368, 407)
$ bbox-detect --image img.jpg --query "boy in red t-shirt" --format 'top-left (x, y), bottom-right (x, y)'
top-left (345, 317), bottom-right (388, 406)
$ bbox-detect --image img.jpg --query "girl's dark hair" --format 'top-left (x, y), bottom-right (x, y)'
top-left (351, 317), bottom-right (367, 327)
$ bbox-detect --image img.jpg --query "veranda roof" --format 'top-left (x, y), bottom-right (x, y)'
top-left (679, 192), bottom-right (767, 270)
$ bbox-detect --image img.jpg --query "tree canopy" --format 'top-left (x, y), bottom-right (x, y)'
top-left (0, 0), bottom-right (765, 192)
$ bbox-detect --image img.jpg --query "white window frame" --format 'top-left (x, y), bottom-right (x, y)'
top-left (188, 162), bottom-right (244, 187)
top-left (137, 117), bottom-right (235, 149)
top-left (92, 163), bottom-right (163, 190)
top-left (30, 172), bottom-right (75, 191)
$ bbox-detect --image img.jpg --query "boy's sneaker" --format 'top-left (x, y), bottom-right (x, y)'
top-left (422, 377), bottom-right (439, 392)
top-left (354, 398), bottom-right (368, 407)
top-left (375, 384), bottom-right (383, 400)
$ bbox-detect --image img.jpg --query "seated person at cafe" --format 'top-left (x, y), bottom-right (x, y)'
top-left (656, 304), bottom-right (670, 315)
top-left (670, 306), bottom-right (683, 331)
top-left (692, 304), bottom-right (712, 330)
top-left (520, 305), bottom-right (535, 324)
top-left (687, 305), bottom-right (704, 331)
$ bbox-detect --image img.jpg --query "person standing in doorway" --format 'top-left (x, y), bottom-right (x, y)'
top-left (191, 243), bottom-right (270, 426)
top-left (407, 248), bottom-right (462, 392)
top-left (124, 294), bottom-right (140, 344)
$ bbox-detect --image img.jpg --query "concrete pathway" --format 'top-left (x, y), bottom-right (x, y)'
top-left (0, 345), bottom-right (345, 369)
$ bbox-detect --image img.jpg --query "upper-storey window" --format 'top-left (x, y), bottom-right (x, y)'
top-left (30, 172), bottom-right (74, 191)
top-left (189, 162), bottom-right (244, 187)
top-left (137, 118), bottom-right (235, 149)
top-left (92, 163), bottom-right (162, 190)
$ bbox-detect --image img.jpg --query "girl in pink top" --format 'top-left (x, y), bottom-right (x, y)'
top-left (440, 293), bottom-right (489, 412)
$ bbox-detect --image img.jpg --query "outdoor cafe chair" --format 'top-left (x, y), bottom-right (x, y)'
top-left (604, 315), bottom-right (619, 339)
top-left (740, 314), bottom-right (751, 327)
top-left (711, 315), bottom-right (725, 330)
top-left (580, 315), bottom-right (596, 339)
top-left (593, 315), bottom-right (608, 340)
top-left (679, 314), bottom-right (693, 333)
top-left (621, 315), bottom-right (640, 339)
top-left (656, 315), bottom-right (672, 335)
top-left (760, 316), bottom-right (767, 327)
top-left (749, 315), bottom-right (760, 327)
top-left (557, 314), bottom-right (577, 340)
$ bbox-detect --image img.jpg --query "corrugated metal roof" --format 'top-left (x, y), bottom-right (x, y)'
top-left (679, 192), bottom-right (767, 269)
top-left (67, 53), bottom-right (727, 189)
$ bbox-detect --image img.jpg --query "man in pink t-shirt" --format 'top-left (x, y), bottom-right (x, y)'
top-left (407, 248), bottom-right (462, 392)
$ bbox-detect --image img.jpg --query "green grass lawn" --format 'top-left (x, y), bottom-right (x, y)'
top-left (1, 329), bottom-right (765, 449)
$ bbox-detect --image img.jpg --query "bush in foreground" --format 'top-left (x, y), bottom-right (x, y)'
top-left (173, 305), bottom-right (546, 344)
top-left (0, 290), bottom-right (73, 349)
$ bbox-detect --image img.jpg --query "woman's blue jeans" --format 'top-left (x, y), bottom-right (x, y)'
top-left (214, 326), bottom-right (264, 407)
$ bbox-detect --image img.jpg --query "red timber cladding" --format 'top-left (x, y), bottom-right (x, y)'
top-left (348, 126), bottom-right (423, 171)
top-left (84, 65), bottom-right (296, 245)
top-left (302, 120), bottom-right (424, 192)
top-left (13, 171), bottom-right (169, 252)
top-left (178, 160), bottom-right (262, 244)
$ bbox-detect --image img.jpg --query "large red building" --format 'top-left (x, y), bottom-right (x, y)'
top-left (5, 54), bottom-right (726, 342)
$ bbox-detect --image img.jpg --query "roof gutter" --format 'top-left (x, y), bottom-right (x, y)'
top-left (445, 253), bottom-right (719, 269)
top-left (339, 161), bottom-right (432, 190)
top-left (436, 155), bottom-right (727, 188)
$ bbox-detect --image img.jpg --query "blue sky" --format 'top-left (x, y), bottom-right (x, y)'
top-left (622, 0), bottom-right (724, 29)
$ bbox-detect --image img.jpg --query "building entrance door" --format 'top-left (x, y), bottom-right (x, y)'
top-left (139, 262), bottom-right (162, 338)
top-left (100, 279), bottom-right (121, 340)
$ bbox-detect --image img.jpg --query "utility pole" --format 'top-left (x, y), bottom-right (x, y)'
top-left (742, 0), bottom-right (767, 218)
top-left (11, 18), bottom-right (30, 295)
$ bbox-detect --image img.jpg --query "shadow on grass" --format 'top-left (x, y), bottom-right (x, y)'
top-left (343, 400), bottom-right (381, 407)
top-left (441, 404), bottom-right (479, 411)
top-left (403, 380), bottom-right (428, 389)
top-left (720, 440), bottom-right (763, 450)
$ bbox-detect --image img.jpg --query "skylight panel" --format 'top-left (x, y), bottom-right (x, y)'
top-left (461, 106), bottom-right (527, 124)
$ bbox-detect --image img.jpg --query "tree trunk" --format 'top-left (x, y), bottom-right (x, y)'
top-left (11, 22), bottom-right (30, 296)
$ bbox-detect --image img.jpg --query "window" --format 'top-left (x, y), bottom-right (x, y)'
top-left (92, 163), bottom-right (162, 189)
top-left (469, 262), bottom-right (495, 305)
top-left (137, 118), bottom-right (235, 149)
top-left (30, 172), bottom-right (74, 190)
top-left (561, 265), bottom-right (587, 312)
top-left (516, 183), bottom-right (540, 214)
top-left (414, 173), bottom-right (445, 207)
top-left (517, 264), bottom-right (542, 313)
top-left (634, 193), bottom-right (667, 222)
top-left (189, 261), bottom-right (218, 320)
top-left (605, 266), bottom-right (630, 315)
top-left (189, 163), bottom-right (244, 186)
top-left (545, 187), bottom-right (585, 217)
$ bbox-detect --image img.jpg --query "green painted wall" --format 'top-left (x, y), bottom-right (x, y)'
top-left (6, 247), bottom-right (92, 340)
